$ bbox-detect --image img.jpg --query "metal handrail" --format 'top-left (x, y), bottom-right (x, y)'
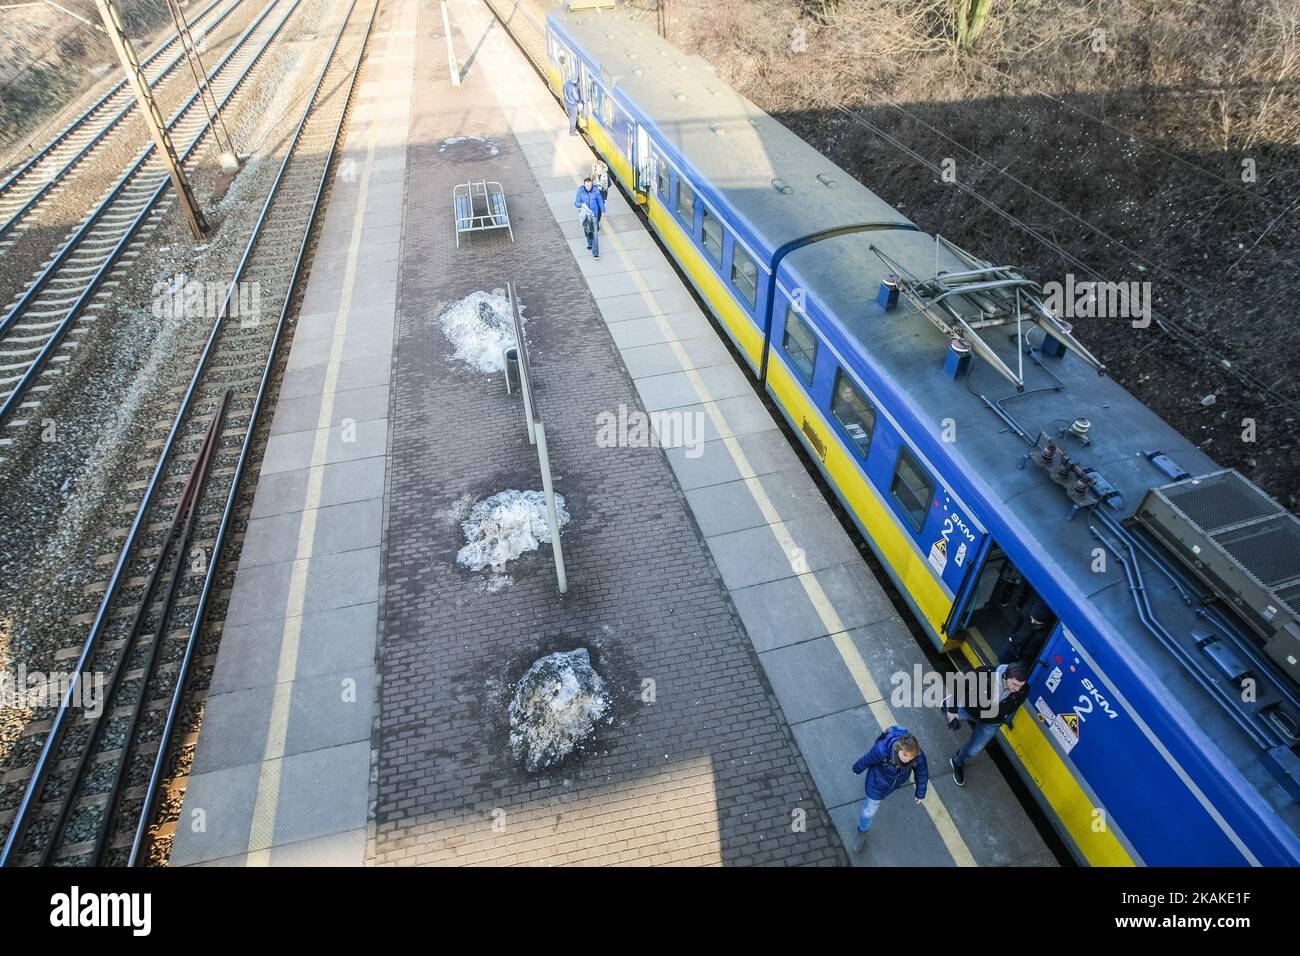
top-left (509, 281), bottom-right (567, 594)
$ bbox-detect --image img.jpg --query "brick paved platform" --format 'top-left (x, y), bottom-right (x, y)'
top-left (370, 0), bottom-right (842, 867)
top-left (169, 0), bottom-right (1056, 867)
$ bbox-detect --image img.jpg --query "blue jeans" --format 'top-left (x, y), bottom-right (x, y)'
top-left (952, 706), bottom-right (1001, 767)
top-left (567, 102), bottom-right (579, 134)
top-left (585, 215), bottom-right (600, 256)
top-left (858, 796), bottom-right (882, 833)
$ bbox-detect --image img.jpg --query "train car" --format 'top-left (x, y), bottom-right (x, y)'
top-left (544, 8), bottom-right (1300, 865)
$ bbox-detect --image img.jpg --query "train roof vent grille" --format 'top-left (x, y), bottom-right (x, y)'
top-left (1165, 470), bottom-right (1275, 533)
top-left (1214, 517), bottom-right (1300, 588)
top-left (1277, 581), bottom-right (1300, 616)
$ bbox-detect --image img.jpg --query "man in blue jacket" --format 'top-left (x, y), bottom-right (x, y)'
top-left (574, 176), bottom-right (605, 259)
top-left (562, 71), bottom-right (582, 136)
top-left (850, 726), bottom-right (928, 853)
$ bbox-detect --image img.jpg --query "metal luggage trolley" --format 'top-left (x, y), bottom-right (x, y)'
top-left (453, 180), bottom-right (514, 247)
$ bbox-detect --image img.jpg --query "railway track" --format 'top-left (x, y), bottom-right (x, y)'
top-left (0, 0), bottom-right (379, 867)
top-left (0, 0), bottom-right (247, 251)
top-left (0, 0), bottom-right (304, 460)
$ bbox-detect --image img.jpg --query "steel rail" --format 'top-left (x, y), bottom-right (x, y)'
top-left (129, 0), bottom-right (378, 864)
top-left (0, 0), bottom-right (311, 866)
top-left (0, 0), bottom-right (228, 194)
top-left (0, 0), bottom-right (302, 424)
top-left (0, 0), bottom-right (247, 243)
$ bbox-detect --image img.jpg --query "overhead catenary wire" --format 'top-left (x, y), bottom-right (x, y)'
top-left (833, 104), bottom-right (1300, 416)
top-left (163, 0), bottom-right (237, 157)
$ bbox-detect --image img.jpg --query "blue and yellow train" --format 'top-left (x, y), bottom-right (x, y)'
top-left (544, 9), bottom-right (1300, 865)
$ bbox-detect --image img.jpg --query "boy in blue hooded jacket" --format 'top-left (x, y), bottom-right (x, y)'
top-left (850, 726), bottom-right (928, 853)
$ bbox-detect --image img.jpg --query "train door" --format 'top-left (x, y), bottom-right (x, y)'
top-left (948, 541), bottom-right (1057, 668)
top-left (633, 125), bottom-right (651, 200)
top-left (579, 63), bottom-right (596, 128)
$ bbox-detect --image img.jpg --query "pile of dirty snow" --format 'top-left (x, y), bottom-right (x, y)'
top-left (438, 290), bottom-right (522, 373)
top-left (439, 135), bottom-right (500, 156)
top-left (508, 648), bottom-right (611, 772)
top-left (456, 489), bottom-right (569, 572)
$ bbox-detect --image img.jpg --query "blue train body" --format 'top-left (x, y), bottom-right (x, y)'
top-left (545, 8), bottom-right (1300, 866)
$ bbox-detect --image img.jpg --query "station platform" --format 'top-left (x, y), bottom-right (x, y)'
top-left (170, 0), bottom-right (1056, 867)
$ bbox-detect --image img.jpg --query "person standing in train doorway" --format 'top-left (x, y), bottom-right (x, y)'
top-left (574, 176), bottom-right (605, 259)
top-left (849, 726), bottom-right (928, 853)
top-left (562, 70), bottom-right (582, 137)
top-left (945, 662), bottom-right (1030, 787)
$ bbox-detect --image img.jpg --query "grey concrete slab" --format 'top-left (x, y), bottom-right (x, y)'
top-left (168, 761), bottom-right (260, 865)
top-left (760, 637), bottom-right (869, 725)
top-left (585, 266), bottom-right (683, 299)
top-left (285, 322), bottom-right (395, 371)
top-left (284, 667), bottom-right (376, 756)
top-left (225, 547), bottom-right (381, 626)
top-left (240, 498), bottom-right (384, 567)
top-left (594, 284), bottom-right (698, 322)
top-left (663, 428), bottom-right (802, 490)
top-left (655, 393), bottom-right (777, 443)
top-left (684, 480), bottom-right (766, 538)
top-left (684, 468), bottom-right (827, 538)
top-left (792, 704), bottom-right (884, 810)
top-left (268, 828), bottom-right (367, 866)
top-left (278, 353), bottom-right (393, 401)
top-left (706, 512), bottom-right (860, 590)
top-left (192, 685), bottom-right (276, 774)
top-left (209, 602), bottom-right (379, 695)
top-left (269, 384), bottom-right (390, 436)
top-left (249, 456), bottom-right (387, 520)
top-left (830, 797), bottom-right (954, 867)
top-left (259, 417), bottom-right (388, 475)
top-left (267, 741), bottom-right (371, 848)
top-left (731, 562), bottom-right (898, 652)
top-left (606, 311), bottom-right (714, 349)
top-left (557, 212), bottom-right (641, 242)
top-left (620, 337), bottom-right (733, 379)
top-left (293, 303), bottom-right (395, 341)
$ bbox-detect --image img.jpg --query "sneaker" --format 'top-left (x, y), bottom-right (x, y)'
top-left (593, 254), bottom-right (600, 260)
top-left (951, 757), bottom-right (965, 787)
top-left (852, 831), bottom-right (868, 853)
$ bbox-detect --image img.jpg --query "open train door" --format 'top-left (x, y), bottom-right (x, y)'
top-left (633, 124), bottom-right (651, 204)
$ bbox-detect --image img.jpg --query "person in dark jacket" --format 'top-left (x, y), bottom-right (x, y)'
top-left (562, 72), bottom-right (582, 136)
top-left (574, 177), bottom-right (605, 258)
top-left (1005, 599), bottom-right (1053, 665)
top-left (850, 726), bottom-right (928, 852)
top-left (944, 662), bottom-right (1029, 787)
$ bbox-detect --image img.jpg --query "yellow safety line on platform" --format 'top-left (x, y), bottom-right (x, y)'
top-left (245, 16), bottom-right (392, 865)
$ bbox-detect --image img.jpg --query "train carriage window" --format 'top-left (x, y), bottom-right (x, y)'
top-left (731, 247), bottom-right (758, 310)
top-left (831, 369), bottom-right (876, 456)
top-left (701, 206), bottom-right (723, 265)
top-left (676, 179), bottom-right (696, 226)
top-left (601, 89), bottom-right (614, 127)
top-left (656, 154), bottom-right (670, 199)
top-left (890, 447), bottom-right (934, 532)
top-left (782, 306), bottom-right (818, 383)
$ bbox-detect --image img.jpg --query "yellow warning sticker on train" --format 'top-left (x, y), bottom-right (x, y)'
top-left (1051, 712), bottom-right (1079, 754)
top-left (928, 538), bottom-right (948, 574)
